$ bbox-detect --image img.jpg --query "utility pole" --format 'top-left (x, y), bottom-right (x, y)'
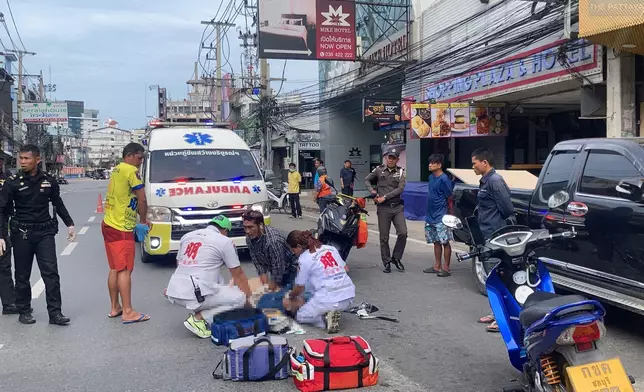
top-left (200, 21), bottom-right (235, 122)
top-left (260, 58), bottom-right (271, 170)
top-left (8, 49), bottom-right (36, 148)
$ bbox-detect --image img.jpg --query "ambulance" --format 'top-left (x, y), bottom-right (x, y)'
top-left (140, 121), bottom-right (272, 263)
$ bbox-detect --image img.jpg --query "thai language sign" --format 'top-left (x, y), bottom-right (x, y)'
top-left (258, 0), bottom-right (356, 61)
top-left (22, 102), bottom-right (68, 124)
top-left (424, 40), bottom-right (600, 102)
top-left (362, 99), bottom-right (401, 123)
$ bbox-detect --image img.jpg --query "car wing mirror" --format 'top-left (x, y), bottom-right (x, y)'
top-left (616, 179), bottom-right (643, 202)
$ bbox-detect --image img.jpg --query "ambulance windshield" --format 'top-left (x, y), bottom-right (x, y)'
top-left (149, 149), bottom-right (262, 183)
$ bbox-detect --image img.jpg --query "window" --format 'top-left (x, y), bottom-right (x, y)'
top-left (579, 150), bottom-right (642, 199)
top-left (539, 151), bottom-right (579, 202)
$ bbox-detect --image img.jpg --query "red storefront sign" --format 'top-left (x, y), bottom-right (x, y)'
top-left (315, 0), bottom-right (356, 61)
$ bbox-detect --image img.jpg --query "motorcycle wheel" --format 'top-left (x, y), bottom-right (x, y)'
top-left (471, 253), bottom-right (495, 296)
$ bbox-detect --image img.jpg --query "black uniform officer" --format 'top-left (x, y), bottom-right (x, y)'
top-left (364, 148), bottom-right (408, 273)
top-left (0, 145), bottom-right (76, 325)
top-left (0, 169), bottom-right (19, 315)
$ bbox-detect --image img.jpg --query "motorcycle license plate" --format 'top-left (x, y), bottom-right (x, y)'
top-left (565, 357), bottom-right (633, 392)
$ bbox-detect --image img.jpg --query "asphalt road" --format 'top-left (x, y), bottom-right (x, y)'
top-left (0, 179), bottom-right (642, 392)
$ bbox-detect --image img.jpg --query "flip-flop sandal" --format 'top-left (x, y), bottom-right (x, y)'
top-left (423, 268), bottom-right (440, 274)
top-left (486, 323), bottom-right (500, 333)
top-left (437, 270), bottom-right (451, 277)
top-left (478, 315), bottom-right (495, 324)
top-left (108, 311), bottom-right (123, 318)
top-left (122, 313), bottom-right (150, 325)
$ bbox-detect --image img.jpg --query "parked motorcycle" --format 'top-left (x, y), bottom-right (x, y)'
top-left (57, 175), bottom-right (68, 185)
top-left (442, 190), bottom-right (635, 392)
top-left (316, 179), bottom-right (373, 261)
top-left (267, 181), bottom-right (290, 214)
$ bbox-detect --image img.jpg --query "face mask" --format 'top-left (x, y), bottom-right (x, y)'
top-left (289, 168), bottom-right (296, 172)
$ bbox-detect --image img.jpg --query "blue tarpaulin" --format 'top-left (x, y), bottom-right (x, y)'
top-left (402, 182), bottom-right (428, 221)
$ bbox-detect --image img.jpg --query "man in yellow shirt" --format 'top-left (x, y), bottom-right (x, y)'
top-left (287, 163), bottom-right (302, 219)
top-left (102, 143), bottom-right (150, 324)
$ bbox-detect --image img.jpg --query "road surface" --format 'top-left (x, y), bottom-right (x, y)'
top-left (0, 179), bottom-right (641, 392)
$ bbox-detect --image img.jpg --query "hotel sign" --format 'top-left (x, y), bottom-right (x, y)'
top-left (359, 30), bottom-right (409, 77)
top-left (424, 39), bottom-right (602, 102)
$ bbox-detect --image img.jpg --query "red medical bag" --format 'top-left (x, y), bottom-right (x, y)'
top-left (291, 336), bottom-right (379, 391)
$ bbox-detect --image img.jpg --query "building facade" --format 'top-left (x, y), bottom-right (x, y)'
top-left (65, 100), bottom-right (84, 135)
top-left (85, 127), bottom-right (132, 167)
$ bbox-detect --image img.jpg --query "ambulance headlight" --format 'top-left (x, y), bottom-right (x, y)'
top-left (147, 206), bottom-right (172, 222)
top-left (150, 237), bottom-right (161, 249)
top-left (251, 202), bottom-right (269, 215)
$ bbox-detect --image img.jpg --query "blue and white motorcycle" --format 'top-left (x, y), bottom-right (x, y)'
top-left (443, 191), bottom-right (635, 392)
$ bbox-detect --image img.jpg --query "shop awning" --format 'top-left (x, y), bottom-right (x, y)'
top-left (579, 0), bottom-right (644, 55)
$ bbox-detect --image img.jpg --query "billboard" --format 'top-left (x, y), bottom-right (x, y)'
top-left (258, 0), bottom-right (356, 61)
top-left (22, 102), bottom-right (68, 124)
top-left (362, 99), bottom-right (401, 123)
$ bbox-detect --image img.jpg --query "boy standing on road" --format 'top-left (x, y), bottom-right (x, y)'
top-left (287, 163), bottom-right (302, 219)
top-left (423, 154), bottom-right (454, 277)
top-left (339, 160), bottom-right (356, 196)
top-left (102, 143), bottom-right (150, 325)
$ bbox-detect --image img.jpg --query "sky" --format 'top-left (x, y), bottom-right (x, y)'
top-left (7, 0), bottom-right (319, 129)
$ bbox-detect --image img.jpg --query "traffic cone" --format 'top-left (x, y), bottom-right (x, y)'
top-left (96, 194), bottom-right (104, 213)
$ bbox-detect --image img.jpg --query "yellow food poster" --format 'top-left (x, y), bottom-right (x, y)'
top-left (470, 104), bottom-right (490, 136)
top-left (450, 103), bottom-right (470, 137)
top-left (410, 103), bottom-right (431, 138)
top-left (431, 103), bottom-right (451, 138)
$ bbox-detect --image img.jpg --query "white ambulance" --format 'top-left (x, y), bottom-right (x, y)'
top-left (140, 122), bottom-right (272, 263)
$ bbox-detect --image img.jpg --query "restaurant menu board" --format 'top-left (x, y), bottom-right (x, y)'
top-left (450, 103), bottom-right (470, 137)
top-left (410, 103), bottom-right (431, 138)
top-left (362, 99), bottom-right (401, 123)
top-left (470, 104), bottom-right (490, 136)
top-left (488, 103), bottom-right (507, 136)
top-left (431, 103), bottom-right (451, 138)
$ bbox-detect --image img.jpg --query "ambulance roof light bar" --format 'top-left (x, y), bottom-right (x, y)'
top-left (148, 119), bottom-right (230, 129)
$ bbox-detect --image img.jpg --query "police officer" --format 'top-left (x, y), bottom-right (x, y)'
top-left (0, 145), bottom-right (76, 325)
top-left (0, 168), bottom-right (18, 315)
top-left (365, 148), bottom-right (407, 273)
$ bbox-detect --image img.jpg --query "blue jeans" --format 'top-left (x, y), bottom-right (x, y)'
top-left (256, 286), bottom-right (313, 313)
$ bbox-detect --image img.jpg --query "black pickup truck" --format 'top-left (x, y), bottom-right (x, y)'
top-left (452, 138), bottom-right (644, 315)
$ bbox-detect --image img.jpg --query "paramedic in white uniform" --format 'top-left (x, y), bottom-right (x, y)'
top-left (282, 230), bottom-right (355, 334)
top-left (166, 215), bottom-right (252, 338)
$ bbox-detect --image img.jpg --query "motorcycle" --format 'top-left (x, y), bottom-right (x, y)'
top-left (267, 181), bottom-right (290, 214)
top-left (57, 174), bottom-right (68, 185)
top-left (316, 178), bottom-right (373, 261)
top-left (442, 190), bottom-right (635, 392)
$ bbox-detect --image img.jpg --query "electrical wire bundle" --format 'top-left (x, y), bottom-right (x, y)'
top-left (263, 0), bottom-right (584, 131)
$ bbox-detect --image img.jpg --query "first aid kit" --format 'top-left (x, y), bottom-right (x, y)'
top-left (290, 336), bottom-right (379, 391)
top-left (210, 308), bottom-right (268, 346)
top-left (213, 335), bottom-right (291, 381)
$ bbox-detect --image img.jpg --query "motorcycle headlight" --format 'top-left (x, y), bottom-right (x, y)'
top-left (251, 201), bottom-right (269, 215)
top-left (147, 206), bottom-right (172, 223)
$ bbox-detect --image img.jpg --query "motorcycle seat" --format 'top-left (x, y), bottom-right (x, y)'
top-left (519, 291), bottom-right (593, 327)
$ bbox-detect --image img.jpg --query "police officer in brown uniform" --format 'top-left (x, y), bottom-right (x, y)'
top-left (364, 148), bottom-right (407, 273)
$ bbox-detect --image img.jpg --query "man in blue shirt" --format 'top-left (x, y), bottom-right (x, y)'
top-left (423, 154), bottom-right (454, 277)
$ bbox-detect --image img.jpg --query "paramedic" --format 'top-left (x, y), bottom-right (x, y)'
top-left (243, 209), bottom-right (298, 291)
top-left (166, 215), bottom-right (252, 339)
top-left (282, 230), bottom-right (355, 334)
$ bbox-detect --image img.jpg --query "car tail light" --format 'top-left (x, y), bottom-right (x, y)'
top-left (232, 205), bottom-right (244, 209)
top-left (556, 321), bottom-right (605, 346)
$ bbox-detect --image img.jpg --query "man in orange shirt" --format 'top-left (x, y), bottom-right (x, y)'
top-left (102, 143), bottom-right (150, 324)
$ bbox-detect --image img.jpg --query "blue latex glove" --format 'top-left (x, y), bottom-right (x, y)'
top-left (134, 224), bottom-right (150, 242)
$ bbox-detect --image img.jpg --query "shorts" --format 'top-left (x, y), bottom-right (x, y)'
top-left (425, 222), bottom-right (453, 245)
top-left (102, 222), bottom-right (135, 271)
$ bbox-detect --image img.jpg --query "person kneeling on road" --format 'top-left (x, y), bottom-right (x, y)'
top-left (166, 215), bottom-right (252, 339)
top-left (282, 230), bottom-right (354, 334)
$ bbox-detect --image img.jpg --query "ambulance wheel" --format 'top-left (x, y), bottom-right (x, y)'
top-left (140, 243), bottom-right (154, 264)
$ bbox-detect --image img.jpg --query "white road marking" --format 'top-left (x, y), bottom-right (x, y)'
top-left (60, 242), bottom-right (78, 256)
top-left (79, 226), bottom-right (89, 235)
top-left (31, 278), bottom-right (45, 299)
top-left (0, 344), bottom-right (3, 350)
top-left (88, 216), bottom-right (96, 222)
